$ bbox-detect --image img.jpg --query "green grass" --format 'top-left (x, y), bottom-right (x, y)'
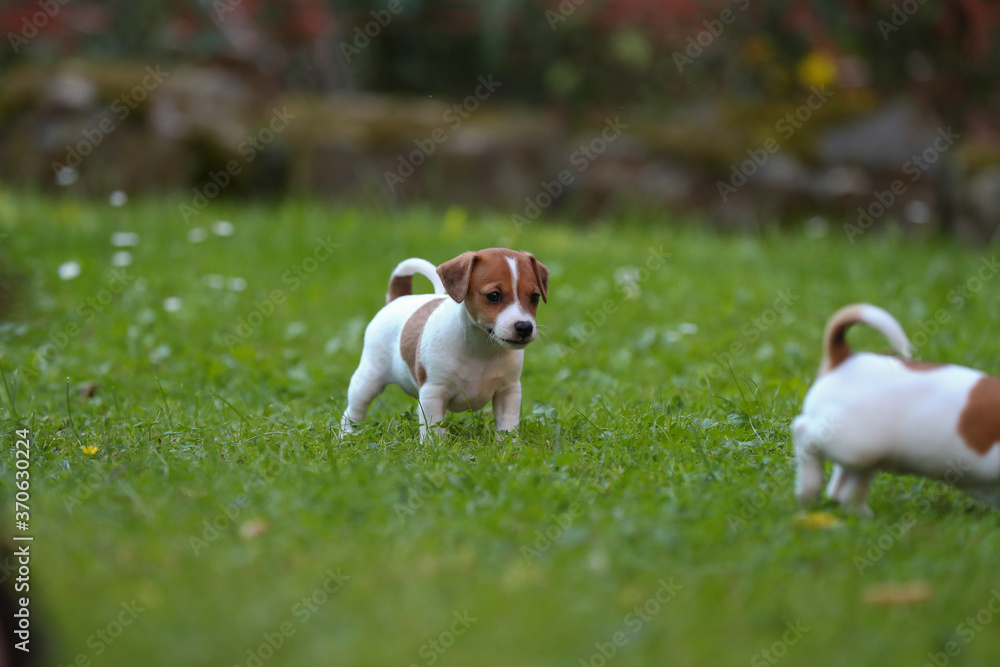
top-left (1, 193), bottom-right (999, 667)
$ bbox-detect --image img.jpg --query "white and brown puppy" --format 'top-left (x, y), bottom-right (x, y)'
top-left (341, 248), bottom-right (548, 442)
top-left (793, 303), bottom-right (1000, 516)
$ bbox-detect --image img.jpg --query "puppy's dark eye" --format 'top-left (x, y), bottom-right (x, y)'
top-left (530, 293), bottom-right (540, 305)
top-left (486, 291), bottom-right (502, 303)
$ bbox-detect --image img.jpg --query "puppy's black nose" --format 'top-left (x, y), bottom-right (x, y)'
top-left (514, 321), bottom-right (533, 338)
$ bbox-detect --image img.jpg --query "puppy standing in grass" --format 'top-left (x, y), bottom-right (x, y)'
top-left (793, 303), bottom-right (1000, 516)
top-left (341, 248), bottom-right (548, 442)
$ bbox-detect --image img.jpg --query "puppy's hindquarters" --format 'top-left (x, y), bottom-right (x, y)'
top-left (341, 295), bottom-right (444, 436)
top-left (341, 340), bottom-right (392, 434)
top-left (792, 415), bottom-right (826, 505)
top-left (793, 409), bottom-right (876, 512)
top-left (340, 303), bottom-right (409, 435)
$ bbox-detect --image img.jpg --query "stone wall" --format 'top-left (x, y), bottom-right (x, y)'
top-left (1, 61), bottom-right (998, 243)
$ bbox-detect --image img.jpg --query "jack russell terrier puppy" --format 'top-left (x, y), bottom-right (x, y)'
top-left (340, 248), bottom-right (548, 442)
top-left (793, 303), bottom-right (1000, 516)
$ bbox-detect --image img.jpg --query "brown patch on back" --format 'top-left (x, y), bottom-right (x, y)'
top-left (957, 376), bottom-right (1000, 455)
top-left (400, 299), bottom-right (445, 386)
top-left (901, 359), bottom-right (945, 372)
top-left (387, 275), bottom-right (413, 302)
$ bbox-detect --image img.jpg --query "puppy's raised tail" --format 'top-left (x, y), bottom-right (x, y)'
top-left (386, 258), bottom-right (446, 303)
top-left (820, 303), bottom-right (912, 375)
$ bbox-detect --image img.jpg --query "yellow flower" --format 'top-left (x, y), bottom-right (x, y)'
top-left (81, 445), bottom-right (98, 455)
top-left (441, 206), bottom-right (467, 240)
top-left (792, 510), bottom-right (841, 530)
top-left (797, 51), bottom-right (837, 88)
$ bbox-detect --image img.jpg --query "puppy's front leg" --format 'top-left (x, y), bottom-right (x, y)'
top-left (493, 381), bottom-right (522, 436)
top-left (792, 417), bottom-right (824, 506)
top-left (833, 468), bottom-right (877, 518)
top-left (417, 384), bottom-right (448, 443)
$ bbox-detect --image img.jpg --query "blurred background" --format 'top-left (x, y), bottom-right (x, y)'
top-left (1, 0), bottom-right (999, 241)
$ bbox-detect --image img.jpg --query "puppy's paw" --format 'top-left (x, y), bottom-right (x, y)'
top-left (339, 414), bottom-right (358, 438)
top-left (843, 501), bottom-right (874, 519)
top-left (495, 429), bottom-right (519, 443)
top-left (419, 425), bottom-right (449, 444)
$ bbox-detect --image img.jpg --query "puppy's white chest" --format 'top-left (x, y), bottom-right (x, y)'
top-left (445, 354), bottom-right (522, 412)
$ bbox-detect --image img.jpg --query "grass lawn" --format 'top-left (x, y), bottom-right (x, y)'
top-left (1, 193), bottom-right (999, 667)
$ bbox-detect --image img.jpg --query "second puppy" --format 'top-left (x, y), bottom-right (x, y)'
top-left (793, 303), bottom-right (1000, 516)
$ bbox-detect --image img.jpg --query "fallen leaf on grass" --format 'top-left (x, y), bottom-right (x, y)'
top-left (792, 511), bottom-right (841, 530)
top-left (239, 519), bottom-right (269, 540)
top-left (864, 581), bottom-right (933, 605)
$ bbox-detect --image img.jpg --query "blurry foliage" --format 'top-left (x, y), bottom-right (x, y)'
top-left (0, 0), bottom-right (999, 122)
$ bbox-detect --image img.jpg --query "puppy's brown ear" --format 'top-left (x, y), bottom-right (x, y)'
top-left (437, 251), bottom-right (477, 303)
top-left (527, 254), bottom-right (549, 303)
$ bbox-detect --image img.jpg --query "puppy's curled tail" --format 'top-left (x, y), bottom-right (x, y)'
top-left (386, 258), bottom-right (446, 303)
top-left (820, 303), bottom-right (912, 375)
